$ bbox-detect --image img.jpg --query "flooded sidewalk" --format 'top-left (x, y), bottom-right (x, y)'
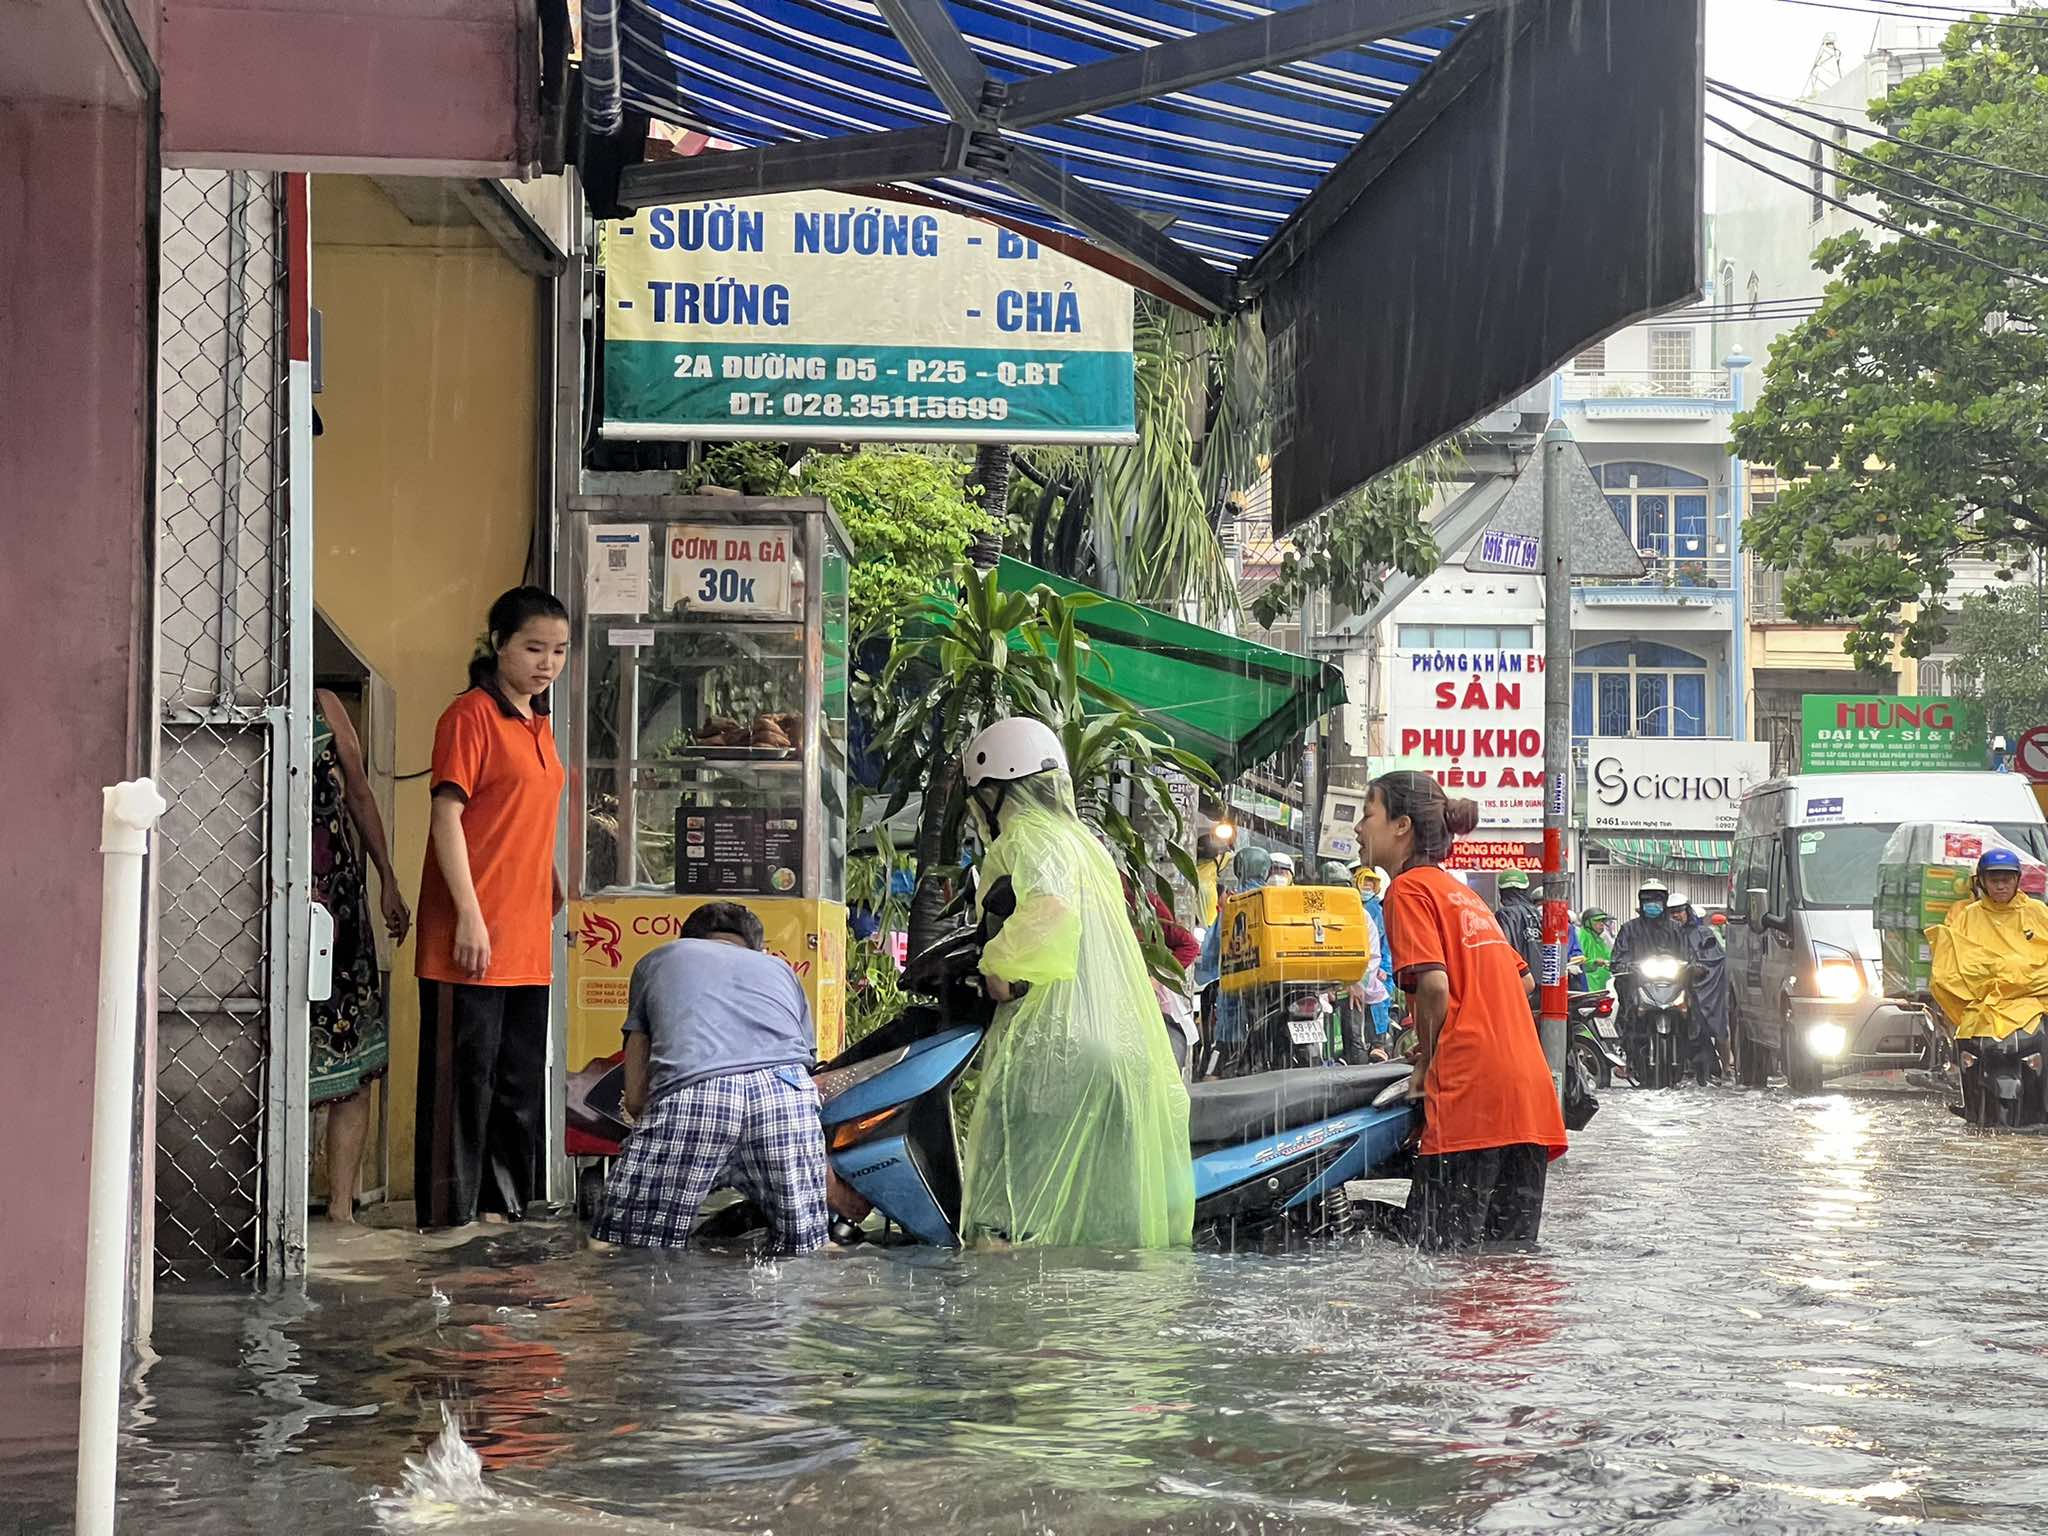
top-left (7, 1089), bottom-right (2048, 1534)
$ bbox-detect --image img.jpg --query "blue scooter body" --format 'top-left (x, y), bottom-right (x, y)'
top-left (822, 1020), bottom-right (1418, 1247)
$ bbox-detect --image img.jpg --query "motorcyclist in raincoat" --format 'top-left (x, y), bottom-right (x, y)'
top-left (960, 718), bottom-right (1195, 1248)
top-left (1610, 881), bottom-right (1692, 1083)
top-left (1929, 846), bottom-right (2048, 1126)
top-left (1670, 894), bottom-right (1731, 1080)
top-left (1350, 865), bottom-right (1396, 1059)
top-left (1577, 909), bottom-right (1615, 994)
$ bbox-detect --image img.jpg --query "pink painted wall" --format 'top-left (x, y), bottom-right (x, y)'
top-left (161, 0), bottom-right (538, 174)
top-left (0, 97), bottom-right (154, 1351)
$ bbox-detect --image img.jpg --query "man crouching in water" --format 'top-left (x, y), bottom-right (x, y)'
top-left (591, 902), bottom-right (828, 1252)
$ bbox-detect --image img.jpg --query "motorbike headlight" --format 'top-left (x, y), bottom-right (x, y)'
top-left (1639, 956), bottom-right (1683, 981)
top-left (1806, 1022), bottom-right (1848, 1059)
top-left (1814, 957), bottom-right (1863, 1002)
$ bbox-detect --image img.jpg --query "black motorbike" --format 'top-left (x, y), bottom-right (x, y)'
top-left (1235, 984), bottom-right (1335, 1075)
top-left (1613, 957), bottom-right (1710, 1089)
top-left (1956, 1022), bottom-right (2048, 1128)
top-left (1568, 989), bottom-right (1629, 1090)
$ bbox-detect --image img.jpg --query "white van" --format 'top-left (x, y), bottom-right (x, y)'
top-left (1726, 772), bottom-right (2048, 1091)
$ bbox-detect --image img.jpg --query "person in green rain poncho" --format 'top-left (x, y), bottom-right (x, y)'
top-left (958, 717), bottom-right (1195, 1249)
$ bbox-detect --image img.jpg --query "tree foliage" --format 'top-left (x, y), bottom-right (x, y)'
top-left (795, 450), bottom-right (993, 642)
top-left (1732, 10), bottom-right (2048, 671)
top-left (1945, 582), bottom-right (2048, 740)
top-left (1249, 447), bottom-right (1450, 630)
top-left (1016, 300), bottom-right (1265, 619)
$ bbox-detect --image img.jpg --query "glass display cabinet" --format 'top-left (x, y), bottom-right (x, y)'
top-left (564, 495), bottom-right (851, 1063)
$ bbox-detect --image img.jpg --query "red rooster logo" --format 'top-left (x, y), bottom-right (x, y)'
top-left (579, 910), bottom-right (623, 968)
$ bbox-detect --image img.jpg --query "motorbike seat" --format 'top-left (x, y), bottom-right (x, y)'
top-left (1188, 1064), bottom-right (1412, 1149)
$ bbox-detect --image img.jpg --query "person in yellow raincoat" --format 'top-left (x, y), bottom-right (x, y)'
top-left (958, 717), bottom-right (1194, 1248)
top-left (1928, 846), bottom-right (2048, 1126)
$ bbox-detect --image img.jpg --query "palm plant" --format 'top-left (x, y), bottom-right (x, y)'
top-left (860, 564), bottom-right (1216, 965)
top-left (1013, 299), bottom-right (1264, 621)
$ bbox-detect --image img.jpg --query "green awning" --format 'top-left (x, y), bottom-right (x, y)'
top-left (994, 558), bottom-right (1344, 780)
top-left (1593, 836), bottom-right (1733, 876)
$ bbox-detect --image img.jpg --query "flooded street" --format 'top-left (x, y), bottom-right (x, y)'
top-left (8, 1087), bottom-right (2048, 1535)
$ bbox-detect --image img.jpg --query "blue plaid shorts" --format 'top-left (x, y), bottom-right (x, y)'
top-left (593, 1066), bottom-right (828, 1253)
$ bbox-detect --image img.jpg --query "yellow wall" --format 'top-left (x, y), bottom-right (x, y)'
top-left (1747, 623), bottom-right (1920, 699)
top-left (311, 175), bottom-right (540, 1198)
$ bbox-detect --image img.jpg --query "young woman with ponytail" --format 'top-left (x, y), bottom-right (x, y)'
top-left (412, 586), bottom-right (571, 1228)
top-left (1359, 771), bottom-right (1567, 1250)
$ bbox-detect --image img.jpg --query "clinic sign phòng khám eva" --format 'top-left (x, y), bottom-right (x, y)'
top-left (600, 192), bottom-right (1136, 444)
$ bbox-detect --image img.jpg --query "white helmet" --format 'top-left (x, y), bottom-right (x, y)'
top-left (963, 717), bottom-right (1067, 788)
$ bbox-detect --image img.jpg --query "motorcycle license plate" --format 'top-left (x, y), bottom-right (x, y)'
top-left (1288, 1016), bottom-right (1326, 1046)
top-left (1595, 1018), bottom-right (1620, 1041)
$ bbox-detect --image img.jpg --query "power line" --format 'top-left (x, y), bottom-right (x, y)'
top-left (1708, 109), bottom-right (2048, 256)
top-left (1707, 77), bottom-right (2048, 187)
top-left (1767, 0), bottom-right (2048, 34)
top-left (1707, 86), bottom-right (2048, 242)
top-left (1707, 136), bottom-right (2048, 289)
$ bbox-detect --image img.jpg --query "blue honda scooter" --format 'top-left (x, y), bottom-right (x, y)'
top-left (813, 910), bottom-right (1419, 1249)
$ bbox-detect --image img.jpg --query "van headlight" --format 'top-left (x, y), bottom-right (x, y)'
top-left (1806, 1022), bottom-right (1849, 1059)
top-left (1813, 955), bottom-right (1863, 1002)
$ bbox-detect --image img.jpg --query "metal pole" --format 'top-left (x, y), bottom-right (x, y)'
top-left (77, 778), bottom-right (169, 1536)
top-left (1300, 592), bottom-right (1322, 867)
top-left (1539, 422), bottom-right (1573, 1105)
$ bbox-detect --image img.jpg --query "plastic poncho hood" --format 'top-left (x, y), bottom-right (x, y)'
top-left (1929, 893), bottom-right (2048, 1041)
top-left (965, 769), bottom-right (1195, 1248)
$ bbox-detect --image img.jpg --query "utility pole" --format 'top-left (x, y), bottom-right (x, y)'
top-left (1300, 590), bottom-right (1322, 868)
top-left (1538, 421), bottom-right (1573, 1105)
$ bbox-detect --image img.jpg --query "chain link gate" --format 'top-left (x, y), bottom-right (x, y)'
top-left (154, 169), bottom-right (310, 1284)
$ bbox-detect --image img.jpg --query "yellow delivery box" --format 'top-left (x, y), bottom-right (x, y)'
top-left (1219, 884), bottom-right (1369, 993)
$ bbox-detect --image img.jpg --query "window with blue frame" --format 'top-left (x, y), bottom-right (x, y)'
top-left (1571, 640), bottom-right (1710, 738)
top-left (1596, 462), bottom-right (1710, 570)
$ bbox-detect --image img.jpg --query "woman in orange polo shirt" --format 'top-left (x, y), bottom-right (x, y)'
top-left (414, 586), bottom-right (570, 1228)
top-left (1358, 771), bottom-right (1567, 1251)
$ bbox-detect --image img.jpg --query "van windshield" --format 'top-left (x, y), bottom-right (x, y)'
top-left (1791, 823), bottom-right (2048, 910)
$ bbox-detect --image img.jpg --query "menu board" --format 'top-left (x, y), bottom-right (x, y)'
top-left (676, 803), bottom-right (802, 895)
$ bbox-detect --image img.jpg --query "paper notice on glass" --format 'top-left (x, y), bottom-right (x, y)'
top-left (587, 524), bottom-right (650, 615)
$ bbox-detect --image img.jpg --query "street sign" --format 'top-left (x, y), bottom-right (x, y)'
top-left (2017, 725), bottom-right (2048, 783)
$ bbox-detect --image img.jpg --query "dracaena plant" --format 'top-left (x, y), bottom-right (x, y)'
top-left (856, 563), bottom-right (1216, 982)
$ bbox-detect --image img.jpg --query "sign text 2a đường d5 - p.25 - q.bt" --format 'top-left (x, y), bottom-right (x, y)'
top-left (600, 192), bottom-right (1136, 445)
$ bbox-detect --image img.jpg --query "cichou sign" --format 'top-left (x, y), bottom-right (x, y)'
top-left (1386, 648), bottom-right (1546, 829)
top-left (600, 190), bottom-right (1136, 444)
top-left (1584, 738), bottom-right (1772, 834)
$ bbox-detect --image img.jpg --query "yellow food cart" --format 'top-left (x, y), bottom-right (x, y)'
top-left (563, 494), bottom-right (851, 1074)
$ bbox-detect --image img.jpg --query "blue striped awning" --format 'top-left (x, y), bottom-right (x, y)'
top-left (596, 0), bottom-right (1472, 303)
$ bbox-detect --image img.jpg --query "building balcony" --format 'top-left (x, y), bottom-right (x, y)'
top-left (1559, 368), bottom-right (1737, 420)
top-left (1746, 555), bottom-right (1790, 624)
top-left (1575, 554), bottom-right (1737, 616)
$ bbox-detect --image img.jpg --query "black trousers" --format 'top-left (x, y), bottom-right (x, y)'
top-left (1404, 1143), bottom-right (1550, 1253)
top-left (416, 980), bottom-right (549, 1228)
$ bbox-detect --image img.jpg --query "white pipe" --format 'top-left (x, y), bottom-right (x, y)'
top-left (76, 778), bottom-right (168, 1536)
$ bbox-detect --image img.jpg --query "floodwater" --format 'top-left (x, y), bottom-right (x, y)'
top-left (7, 1088), bottom-right (2048, 1535)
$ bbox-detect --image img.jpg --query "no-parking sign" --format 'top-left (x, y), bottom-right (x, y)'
top-left (2016, 725), bottom-right (2048, 783)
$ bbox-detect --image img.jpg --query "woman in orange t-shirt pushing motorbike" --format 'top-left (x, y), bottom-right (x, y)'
top-left (1358, 771), bottom-right (1568, 1251)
